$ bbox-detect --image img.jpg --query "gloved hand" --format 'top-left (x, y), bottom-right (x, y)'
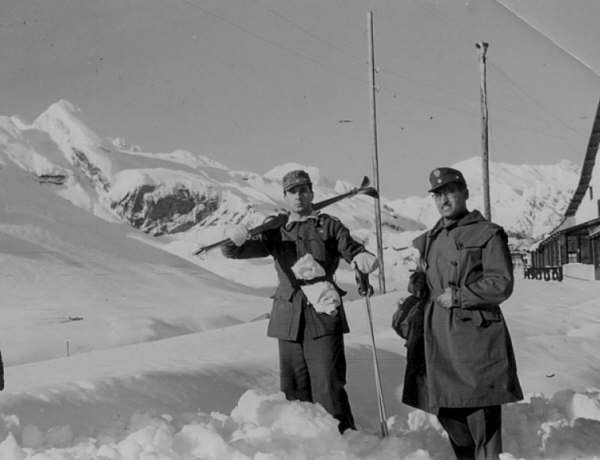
top-left (224, 224), bottom-right (249, 247)
top-left (352, 252), bottom-right (379, 274)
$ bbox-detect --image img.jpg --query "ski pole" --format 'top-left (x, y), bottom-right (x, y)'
top-left (355, 266), bottom-right (389, 437)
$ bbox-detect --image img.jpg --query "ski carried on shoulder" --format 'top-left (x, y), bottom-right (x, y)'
top-left (194, 176), bottom-right (378, 256)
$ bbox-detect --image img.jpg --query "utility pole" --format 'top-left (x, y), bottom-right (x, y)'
top-left (476, 41), bottom-right (491, 221)
top-left (367, 11), bottom-right (386, 293)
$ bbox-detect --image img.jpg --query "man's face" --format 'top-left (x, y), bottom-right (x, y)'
top-left (284, 184), bottom-right (314, 215)
top-left (432, 182), bottom-right (468, 219)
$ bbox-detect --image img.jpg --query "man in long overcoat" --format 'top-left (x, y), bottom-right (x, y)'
top-left (221, 169), bottom-right (378, 433)
top-left (404, 167), bottom-right (523, 459)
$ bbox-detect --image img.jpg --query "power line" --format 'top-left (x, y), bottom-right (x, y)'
top-left (177, 0), bottom-right (584, 145)
top-left (493, 0), bottom-right (600, 78)
top-left (489, 61), bottom-right (581, 135)
top-left (255, 1), bottom-right (493, 112)
top-left (252, 3), bottom-right (569, 133)
top-left (415, 0), bottom-right (584, 138)
top-left (263, 5), bottom-right (358, 59)
top-left (180, 0), bottom-right (367, 85)
top-left (257, 1), bottom-right (581, 141)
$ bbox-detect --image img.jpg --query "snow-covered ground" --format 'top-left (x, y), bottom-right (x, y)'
top-left (1, 100), bottom-right (599, 458)
top-left (1, 277), bottom-right (600, 459)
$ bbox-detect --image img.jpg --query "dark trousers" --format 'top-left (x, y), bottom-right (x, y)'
top-left (278, 322), bottom-right (355, 433)
top-left (437, 406), bottom-right (502, 460)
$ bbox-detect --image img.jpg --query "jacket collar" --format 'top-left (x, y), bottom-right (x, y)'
top-left (428, 209), bottom-right (486, 238)
top-left (284, 211), bottom-right (320, 230)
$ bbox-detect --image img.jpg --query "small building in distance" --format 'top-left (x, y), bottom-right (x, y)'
top-left (530, 99), bottom-right (600, 280)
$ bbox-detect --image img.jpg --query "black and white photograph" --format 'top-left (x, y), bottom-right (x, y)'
top-left (1, 0), bottom-right (600, 458)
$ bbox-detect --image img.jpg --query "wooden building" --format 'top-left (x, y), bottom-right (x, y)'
top-left (530, 98), bottom-right (600, 280)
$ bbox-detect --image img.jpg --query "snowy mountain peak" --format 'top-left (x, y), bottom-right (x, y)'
top-left (33, 99), bottom-right (99, 145)
top-left (0, 101), bottom-right (581, 288)
top-left (32, 99), bottom-right (112, 180)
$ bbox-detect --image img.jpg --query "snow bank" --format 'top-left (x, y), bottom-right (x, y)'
top-left (2, 389), bottom-right (600, 459)
top-left (0, 390), bottom-right (427, 460)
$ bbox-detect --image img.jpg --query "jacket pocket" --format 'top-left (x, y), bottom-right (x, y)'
top-left (267, 296), bottom-right (296, 340)
top-left (451, 308), bottom-right (504, 362)
top-left (453, 308), bottom-right (502, 326)
top-left (305, 303), bottom-right (343, 338)
top-left (478, 309), bottom-right (502, 327)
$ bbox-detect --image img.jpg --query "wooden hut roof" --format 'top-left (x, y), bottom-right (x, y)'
top-left (563, 98), bottom-right (600, 218)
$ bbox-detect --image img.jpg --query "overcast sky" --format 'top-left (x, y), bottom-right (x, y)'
top-left (1, 0), bottom-right (599, 197)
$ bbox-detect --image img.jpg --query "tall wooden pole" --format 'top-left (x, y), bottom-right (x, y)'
top-left (368, 11), bottom-right (386, 293)
top-left (476, 41), bottom-right (491, 221)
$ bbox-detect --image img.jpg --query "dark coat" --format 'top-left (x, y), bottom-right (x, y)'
top-left (222, 213), bottom-right (366, 341)
top-left (406, 210), bottom-right (523, 413)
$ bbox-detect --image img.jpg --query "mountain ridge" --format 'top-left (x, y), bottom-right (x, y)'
top-left (0, 100), bottom-right (580, 287)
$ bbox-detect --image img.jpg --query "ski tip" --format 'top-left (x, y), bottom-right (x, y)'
top-left (360, 176), bottom-right (370, 188)
top-left (362, 187), bottom-right (379, 199)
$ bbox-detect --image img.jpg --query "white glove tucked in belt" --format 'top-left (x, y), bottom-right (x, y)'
top-left (301, 281), bottom-right (341, 315)
top-left (291, 254), bottom-right (340, 316)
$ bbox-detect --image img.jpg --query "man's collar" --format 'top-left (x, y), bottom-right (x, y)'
top-left (442, 210), bottom-right (469, 229)
top-left (429, 209), bottom-right (472, 237)
top-left (287, 211), bottom-right (320, 224)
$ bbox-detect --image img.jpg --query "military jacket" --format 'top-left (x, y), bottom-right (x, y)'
top-left (222, 213), bottom-right (366, 340)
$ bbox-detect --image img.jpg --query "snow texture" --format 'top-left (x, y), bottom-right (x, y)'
top-left (1, 101), bottom-right (599, 459)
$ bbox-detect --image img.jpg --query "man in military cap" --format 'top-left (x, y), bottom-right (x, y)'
top-left (222, 169), bottom-right (379, 432)
top-left (404, 167), bottom-right (522, 459)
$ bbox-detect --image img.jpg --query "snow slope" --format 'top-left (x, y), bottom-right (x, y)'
top-left (0, 279), bottom-right (600, 459)
top-left (1, 101), bottom-right (580, 294)
top-left (1, 101), bottom-right (425, 292)
top-left (0, 157), bottom-right (269, 366)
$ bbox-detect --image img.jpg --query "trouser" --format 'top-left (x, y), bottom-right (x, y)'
top-left (277, 321), bottom-right (355, 433)
top-left (437, 406), bottom-right (502, 460)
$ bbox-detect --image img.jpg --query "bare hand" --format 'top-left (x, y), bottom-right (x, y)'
top-left (436, 287), bottom-right (454, 309)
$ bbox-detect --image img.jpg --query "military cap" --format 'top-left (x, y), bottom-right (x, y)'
top-left (428, 167), bottom-right (466, 192)
top-left (282, 169), bottom-right (312, 192)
